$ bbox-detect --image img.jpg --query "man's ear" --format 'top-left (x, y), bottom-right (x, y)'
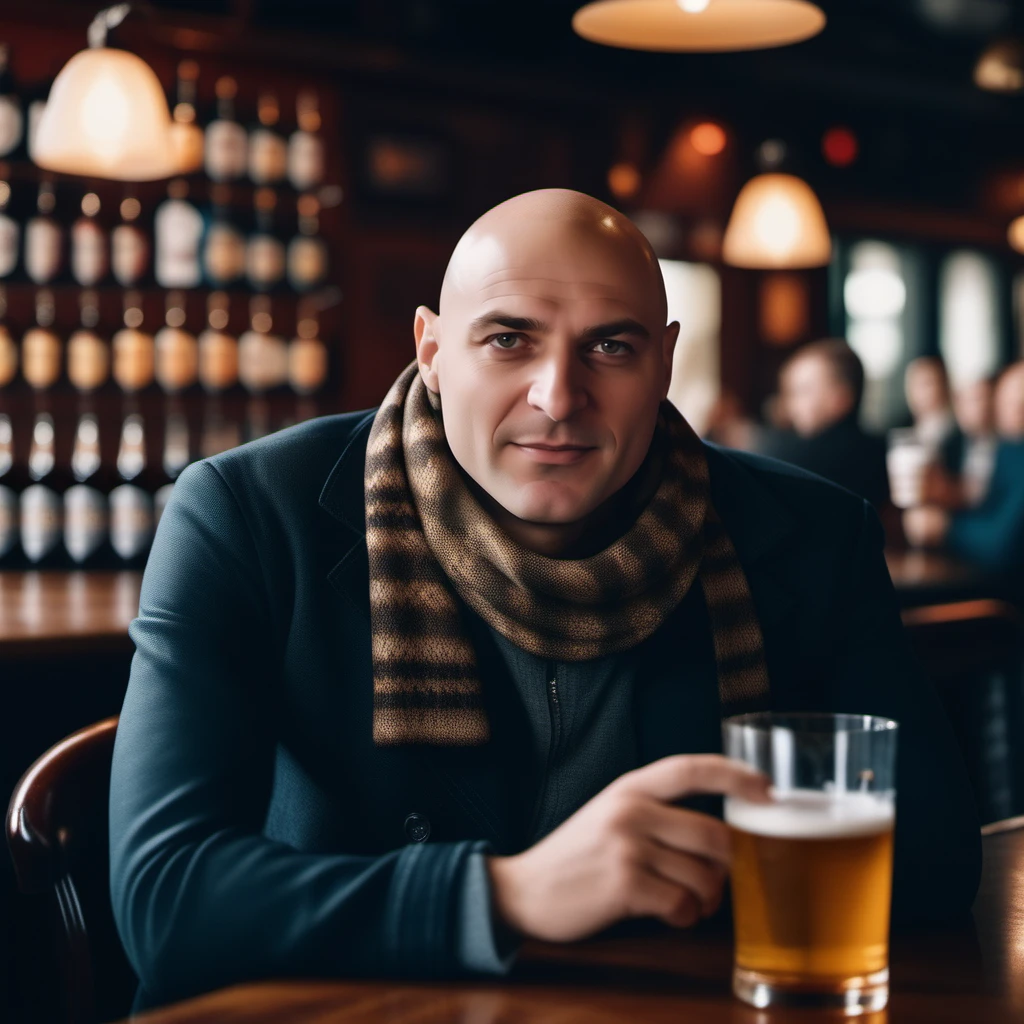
top-left (660, 321), bottom-right (681, 398)
top-left (414, 306), bottom-right (441, 393)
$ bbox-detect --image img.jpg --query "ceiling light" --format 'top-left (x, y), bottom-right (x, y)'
top-left (32, 3), bottom-right (180, 181)
top-left (1008, 215), bottom-right (1024, 253)
top-left (689, 123), bottom-right (727, 156)
top-left (573, 0), bottom-right (826, 53)
top-left (722, 173), bottom-right (831, 269)
top-left (974, 40), bottom-right (1024, 93)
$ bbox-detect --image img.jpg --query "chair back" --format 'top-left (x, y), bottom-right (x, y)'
top-left (6, 716), bottom-right (137, 1024)
top-left (903, 599), bottom-right (1024, 824)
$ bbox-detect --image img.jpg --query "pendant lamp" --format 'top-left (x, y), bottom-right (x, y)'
top-left (32, 3), bottom-right (180, 181)
top-left (572, 0), bottom-right (826, 53)
top-left (1008, 215), bottom-right (1024, 254)
top-left (722, 173), bottom-right (831, 269)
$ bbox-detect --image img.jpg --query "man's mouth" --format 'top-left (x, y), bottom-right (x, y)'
top-left (511, 442), bottom-right (597, 465)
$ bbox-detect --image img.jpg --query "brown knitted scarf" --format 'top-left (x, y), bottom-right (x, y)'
top-left (365, 362), bottom-right (769, 746)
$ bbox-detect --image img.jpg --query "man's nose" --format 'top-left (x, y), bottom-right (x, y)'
top-left (527, 355), bottom-right (588, 421)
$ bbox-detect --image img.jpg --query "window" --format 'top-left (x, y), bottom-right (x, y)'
top-left (660, 259), bottom-right (721, 435)
top-left (939, 251), bottom-right (1001, 387)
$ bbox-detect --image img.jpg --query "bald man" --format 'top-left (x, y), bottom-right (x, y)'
top-left (110, 190), bottom-right (980, 1013)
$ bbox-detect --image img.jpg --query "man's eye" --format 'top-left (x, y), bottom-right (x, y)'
top-left (592, 339), bottom-right (631, 356)
top-left (490, 334), bottom-right (522, 349)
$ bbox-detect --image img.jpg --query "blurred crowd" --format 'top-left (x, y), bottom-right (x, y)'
top-left (705, 342), bottom-right (1024, 581)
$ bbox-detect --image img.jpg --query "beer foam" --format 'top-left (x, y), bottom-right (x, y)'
top-left (725, 789), bottom-right (894, 839)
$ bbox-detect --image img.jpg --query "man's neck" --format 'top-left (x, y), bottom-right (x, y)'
top-left (465, 448), bottom-right (664, 560)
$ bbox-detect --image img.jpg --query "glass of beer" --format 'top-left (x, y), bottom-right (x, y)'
top-left (723, 712), bottom-right (898, 1015)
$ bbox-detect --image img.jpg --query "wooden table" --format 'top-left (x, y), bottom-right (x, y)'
top-left (121, 824), bottom-right (1024, 1023)
top-left (0, 571), bottom-right (141, 657)
top-left (885, 549), bottom-right (991, 606)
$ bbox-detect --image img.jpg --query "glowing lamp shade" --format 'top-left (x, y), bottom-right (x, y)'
top-left (722, 173), bottom-right (831, 269)
top-left (33, 48), bottom-right (179, 181)
top-left (1009, 215), bottom-right (1024, 254)
top-left (572, 0), bottom-right (826, 53)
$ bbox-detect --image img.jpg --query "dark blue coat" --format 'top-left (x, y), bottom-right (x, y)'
top-left (109, 409), bottom-right (981, 1011)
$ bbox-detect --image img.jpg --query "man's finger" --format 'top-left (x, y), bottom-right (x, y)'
top-left (619, 754), bottom-right (771, 804)
top-left (642, 802), bottom-right (734, 866)
top-left (640, 840), bottom-right (725, 918)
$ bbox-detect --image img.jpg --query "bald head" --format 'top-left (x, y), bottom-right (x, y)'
top-left (414, 188), bottom-right (679, 532)
top-left (439, 189), bottom-right (667, 325)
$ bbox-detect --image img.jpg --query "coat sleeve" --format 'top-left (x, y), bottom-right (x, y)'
top-left (109, 459), bottom-right (486, 1007)
top-left (828, 501), bottom-right (982, 923)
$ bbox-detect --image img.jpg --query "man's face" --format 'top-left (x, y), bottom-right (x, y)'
top-left (994, 367), bottom-right (1024, 440)
top-left (905, 361), bottom-right (949, 419)
top-left (953, 380), bottom-right (994, 438)
top-left (781, 355), bottom-right (852, 438)
top-left (417, 224), bottom-right (677, 524)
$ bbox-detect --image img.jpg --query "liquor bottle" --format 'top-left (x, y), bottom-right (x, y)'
top-left (246, 188), bottom-right (286, 292)
top-left (199, 395), bottom-right (241, 459)
top-left (0, 44), bottom-right (24, 159)
top-left (155, 399), bottom-right (190, 527)
top-left (71, 191), bottom-right (108, 286)
top-left (67, 290), bottom-right (109, 394)
top-left (112, 193), bottom-right (150, 287)
top-left (170, 59), bottom-right (203, 176)
top-left (21, 410), bottom-right (65, 566)
top-left (287, 194), bottom-right (329, 293)
top-left (248, 91), bottom-right (287, 186)
top-left (0, 411), bottom-right (21, 567)
top-left (238, 296), bottom-right (287, 395)
top-left (162, 401), bottom-right (190, 481)
top-left (113, 292), bottom-right (155, 394)
top-left (110, 412), bottom-right (154, 567)
top-left (155, 291), bottom-right (198, 393)
top-left (0, 170), bottom-right (20, 280)
top-left (288, 303), bottom-right (328, 396)
top-left (198, 291), bottom-right (239, 393)
top-left (64, 410), bottom-right (111, 567)
top-left (204, 75), bottom-right (247, 184)
top-left (0, 286), bottom-right (17, 389)
top-left (154, 179), bottom-right (203, 289)
top-left (287, 89), bottom-right (325, 193)
top-left (24, 181), bottom-right (62, 285)
top-left (22, 289), bottom-right (61, 391)
top-left (201, 184), bottom-right (246, 288)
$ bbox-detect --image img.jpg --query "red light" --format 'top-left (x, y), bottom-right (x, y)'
top-left (690, 123), bottom-right (727, 156)
top-left (822, 126), bottom-right (858, 168)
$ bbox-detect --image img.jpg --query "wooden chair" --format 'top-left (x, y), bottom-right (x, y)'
top-left (903, 599), bottom-right (1024, 825)
top-left (6, 717), bottom-right (137, 1024)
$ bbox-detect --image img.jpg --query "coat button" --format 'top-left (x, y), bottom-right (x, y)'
top-left (404, 812), bottom-right (431, 843)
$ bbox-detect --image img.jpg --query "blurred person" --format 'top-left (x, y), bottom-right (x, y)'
top-left (109, 190), bottom-right (979, 1014)
top-left (904, 356), bottom-right (958, 452)
top-left (905, 362), bottom-right (1024, 572)
top-left (761, 339), bottom-right (889, 509)
top-left (923, 377), bottom-right (998, 510)
top-left (702, 390), bottom-right (762, 451)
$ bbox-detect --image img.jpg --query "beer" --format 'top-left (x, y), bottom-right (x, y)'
top-left (727, 790), bottom-right (894, 990)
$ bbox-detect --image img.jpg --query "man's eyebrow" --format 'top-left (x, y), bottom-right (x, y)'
top-left (578, 319), bottom-right (651, 341)
top-left (469, 311), bottom-right (548, 334)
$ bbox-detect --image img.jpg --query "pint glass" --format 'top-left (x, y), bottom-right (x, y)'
top-left (723, 712), bottom-right (898, 1014)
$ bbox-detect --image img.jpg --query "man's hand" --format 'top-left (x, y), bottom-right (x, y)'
top-left (903, 506), bottom-right (950, 548)
top-left (486, 754), bottom-right (770, 943)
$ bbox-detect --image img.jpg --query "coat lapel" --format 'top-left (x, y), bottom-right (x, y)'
top-left (318, 414), bottom-right (518, 850)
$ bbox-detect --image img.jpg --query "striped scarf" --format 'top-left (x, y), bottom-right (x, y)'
top-left (365, 362), bottom-right (769, 746)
